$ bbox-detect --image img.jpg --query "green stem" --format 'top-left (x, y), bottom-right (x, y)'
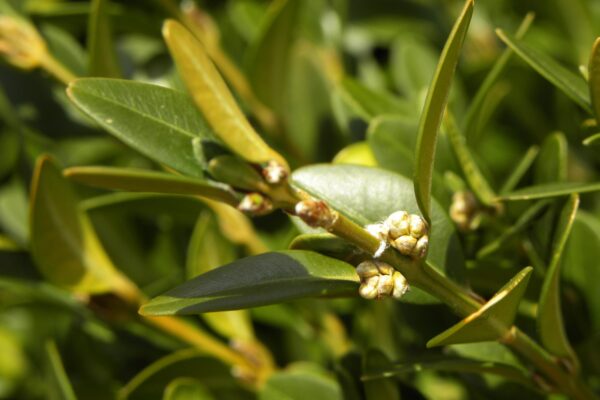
top-left (39, 53), bottom-right (77, 85)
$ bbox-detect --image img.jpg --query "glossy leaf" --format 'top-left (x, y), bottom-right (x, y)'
top-left (88, 0), bottom-right (121, 77)
top-left (67, 79), bottom-right (213, 177)
top-left (589, 38), bottom-right (600, 121)
top-left (428, 267), bottom-right (533, 347)
top-left (187, 211), bottom-right (254, 341)
top-left (30, 156), bottom-right (136, 297)
top-left (464, 13), bottom-right (534, 144)
top-left (140, 250), bottom-right (359, 315)
top-left (538, 194), bottom-right (579, 363)
top-left (534, 132), bottom-right (567, 183)
top-left (498, 182), bottom-right (600, 201)
top-left (64, 166), bottom-right (238, 206)
top-left (260, 364), bottom-right (343, 400)
top-left (162, 20), bottom-right (288, 169)
top-left (292, 164), bottom-right (464, 303)
top-left (496, 29), bottom-right (592, 112)
top-left (414, 0), bottom-right (473, 222)
top-left (445, 113), bottom-right (497, 206)
top-left (163, 378), bottom-right (214, 400)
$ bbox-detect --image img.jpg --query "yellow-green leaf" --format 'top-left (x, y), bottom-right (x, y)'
top-left (332, 142), bottom-right (377, 167)
top-left (427, 267), bottom-right (533, 347)
top-left (162, 20), bottom-right (288, 170)
top-left (413, 0), bottom-right (473, 223)
top-left (588, 37), bottom-right (600, 121)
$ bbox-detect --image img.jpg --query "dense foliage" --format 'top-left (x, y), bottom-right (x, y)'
top-left (1, 0), bottom-right (600, 399)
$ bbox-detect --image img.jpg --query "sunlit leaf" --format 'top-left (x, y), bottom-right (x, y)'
top-left (332, 142), bottom-right (377, 167)
top-left (414, 0), bottom-right (473, 222)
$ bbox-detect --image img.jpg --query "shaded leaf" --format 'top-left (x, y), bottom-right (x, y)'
top-left (414, 0), bottom-right (473, 222)
top-left (428, 267), bottom-right (533, 347)
top-left (496, 29), bottom-right (592, 112)
top-left (498, 182), bottom-right (600, 201)
top-left (67, 79), bottom-right (213, 177)
top-left (163, 378), bottom-right (215, 400)
top-left (289, 233), bottom-right (359, 261)
top-left (207, 155), bottom-right (268, 192)
top-left (538, 194), bottom-right (579, 364)
top-left (162, 20), bottom-right (287, 169)
top-left (64, 166), bottom-right (238, 206)
top-left (589, 38), bottom-right (600, 121)
top-left (45, 341), bottom-right (77, 400)
top-left (260, 364), bottom-right (343, 400)
top-left (534, 132), bottom-right (567, 184)
top-left (140, 250), bottom-right (359, 315)
top-left (362, 350), bottom-right (400, 400)
top-left (88, 0), bottom-right (121, 77)
top-left (499, 146), bottom-right (539, 194)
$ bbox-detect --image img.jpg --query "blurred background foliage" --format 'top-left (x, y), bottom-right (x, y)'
top-left (1, 0), bottom-right (600, 399)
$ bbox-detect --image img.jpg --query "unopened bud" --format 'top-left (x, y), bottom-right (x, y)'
top-left (358, 276), bottom-right (379, 299)
top-left (262, 160), bottom-right (288, 185)
top-left (238, 193), bottom-right (273, 216)
top-left (295, 199), bottom-right (337, 229)
top-left (356, 260), bottom-right (379, 280)
top-left (0, 16), bottom-right (46, 70)
top-left (449, 191), bottom-right (479, 231)
top-left (386, 211), bottom-right (429, 258)
top-left (392, 271), bottom-right (409, 299)
top-left (356, 260), bottom-right (409, 300)
top-left (386, 211), bottom-right (410, 239)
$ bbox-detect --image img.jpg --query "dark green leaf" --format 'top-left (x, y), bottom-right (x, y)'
top-left (292, 164), bottom-right (464, 304)
top-left (67, 78), bottom-right (214, 177)
top-left (534, 132), bottom-right (567, 184)
top-left (496, 29), bottom-right (592, 112)
top-left (64, 166), bottom-right (238, 206)
top-left (414, 0), bottom-right (473, 222)
top-left (362, 350), bottom-right (400, 400)
top-left (589, 38), bottom-right (600, 121)
top-left (498, 182), bottom-right (600, 201)
top-left (538, 194), bottom-right (579, 364)
top-left (427, 267), bottom-right (532, 347)
top-left (260, 364), bottom-right (343, 400)
top-left (45, 341), bottom-right (77, 400)
top-left (289, 233), bottom-right (359, 261)
top-left (140, 250), bottom-right (359, 315)
top-left (163, 378), bottom-right (214, 400)
top-left (499, 146), bottom-right (539, 194)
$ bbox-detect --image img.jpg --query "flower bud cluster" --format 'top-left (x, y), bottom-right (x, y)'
top-left (366, 211), bottom-right (429, 258)
top-left (0, 16), bottom-right (46, 70)
top-left (356, 260), bottom-right (408, 300)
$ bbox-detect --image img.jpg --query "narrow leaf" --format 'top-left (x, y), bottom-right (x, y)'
top-left (428, 267), bottom-right (533, 347)
top-left (538, 194), bottom-right (579, 365)
top-left (499, 146), bottom-right (539, 194)
top-left (496, 29), bottom-right (592, 112)
top-left (45, 341), bottom-right (77, 400)
top-left (498, 182), bottom-right (600, 201)
top-left (88, 0), bottom-right (121, 77)
top-left (30, 156), bottom-right (137, 298)
top-left (414, 0), bottom-right (474, 222)
top-left (67, 79), bottom-right (213, 177)
top-left (162, 20), bottom-right (288, 170)
top-left (534, 132), bottom-right (567, 184)
top-left (140, 250), bottom-right (359, 316)
top-left (445, 113), bottom-right (497, 206)
top-left (64, 166), bottom-right (238, 206)
top-left (588, 38), bottom-right (600, 121)
top-left (290, 233), bottom-right (359, 261)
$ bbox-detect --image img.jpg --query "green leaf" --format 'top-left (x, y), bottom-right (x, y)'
top-left (0, 178), bottom-right (29, 247)
top-left (45, 341), bottom-right (77, 400)
top-left (390, 34), bottom-right (439, 98)
top-left (498, 182), bottom-right (600, 201)
top-left (538, 194), bottom-right (579, 364)
top-left (42, 24), bottom-right (87, 77)
top-left (163, 378), bottom-right (214, 400)
top-left (63, 166), bottom-right (238, 206)
top-left (362, 350), bottom-right (400, 400)
top-left (207, 155), bottom-right (268, 192)
top-left (499, 146), bottom-right (539, 194)
top-left (187, 211), bottom-right (254, 341)
top-left (289, 233), bottom-right (359, 261)
top-left (445, 113), bottom-right (497, 206)
top-left (162, 20), bottom-right (288, 169)
top-left (260, 364), bottom-right (343, 400)
top-left (427, 267), bottom-right (533, 347)
top-left (589, 38), bottom-right (600, 121)
top-left (140, 250), bottom-right (359, 316)
top-left (336, 78), bottom-right (415, 122)
top-left (582, 132), bottom-right (600, 146)
top-left (496, 29), bottom-right (592, 113)
top-left (534, 132), bottom-right (567, 184)
top-left (464, 13), bottom-right (534, 144)
top-left (87, 0), bottom-right (120, 77)
top-left (30, 156), bottom-right (136, 297)
top-left (332, 142), bottom-right (377, 167)
top-left (67, 78), bottom-right (213, 177)
top-left (292, 164), bottom-right (464, 303)
top-left (367, 116), bottom-right (416, 178)
top-left (413, 0), bottom-right (473, 222)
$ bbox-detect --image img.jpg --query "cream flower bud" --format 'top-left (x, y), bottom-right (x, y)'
top-left (386, 211), bottom-right (410, 239)
top-left (375, 261), bottom-right (394, 276)
top-left (412, 235), bottom-right (429, 258)
top-left (238, 193), bottom-right (273, 216)
top-left (392, 271), bottom-right (409, 299)
top-left (359, 276), bottom-right (379, 299)
top-left (356, 260), bottom-right (379, 280)
top-left (262, 160), bottom-right (288, 184)
top-left (393, 235), bottom-right (417, 255)
top-left (409, 214), bottom-right (427, 238)
top-left (377, 274), bottom-right (394, 297)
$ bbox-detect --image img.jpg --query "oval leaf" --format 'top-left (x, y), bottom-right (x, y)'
top-left (67, 78), bottom-right (213, 177)
top-left (414, 0), bottom-right (473, 222)
top-left (162, 20), bottom-right (288, 170)
top-left (139, 250), bottom-right (359, 316)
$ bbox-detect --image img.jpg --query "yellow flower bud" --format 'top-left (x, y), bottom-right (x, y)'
top-left (386, 211), bottom-right (409, 239)
top-left (393, 235), bottom-right (417, 255)
top-left (356, 260), bottom-right (379, 280)
top-left (0, 16), bottom-right (47, 70)
top-left (359, 276), bottom-right (379, 299)
top-left (392, 271), bottom-right (409, 299)
top-left (377, 274), bottom-right (394, 297)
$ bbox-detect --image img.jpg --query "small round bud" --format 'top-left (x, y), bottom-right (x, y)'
top-left (359, 276), bottom-right (379, 299)
top-left (238, 193), bottom-right (273, 216)
top-left (386, 211), bottom-right (410, 239)
top-left (0, 16), bottom-right (47, 70)
top-left (377, 274), bottom-right (394, 297)
top-left (392, 271), bottom-right (409, 299)
top-left (375, 261), bottom-right (394, 276)
top-left (412, 235), bottom-right (429, 258)
top-left (356, 260), bottom-right (379, 280)
top-left (393, 235), bottom-right (417, 255)
top-left (295, 200), bottom-right (337, 229)
top-left (262, 160), bottom-right (288, 184)
top-left (409, 214), bottom-right (427, 238)
top-left (449, 191), bottom-right (479, 231)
